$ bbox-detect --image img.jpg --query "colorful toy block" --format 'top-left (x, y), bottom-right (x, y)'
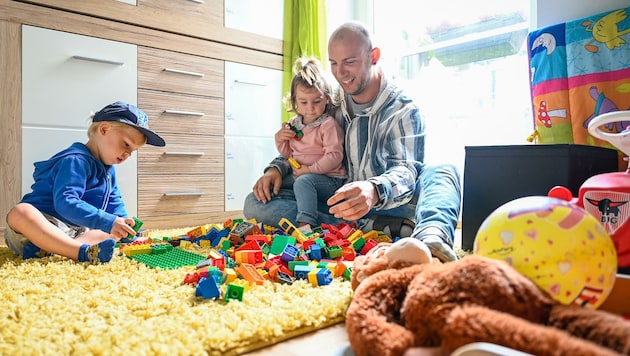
top-left (269, 234), bottom-right (296, 255)
top-left (278, 218), bottom-right (308, 243)
top-left (309, 244), bottom-right (322, 260)
top-left (280, 244), bottom-right (299, 262)
top-left (277, 271), bottom-right (293, 285)
top-left (224, 268), bottom-right (238, 283)
top-left (235, 263), bottom-right (266, 286)
top-left (187, 225), bottom-right (207, 239)
top-left (196, 277), bottom-right (221, 299)
top-left (129, 248), bottom-right (206, 269)
top-left (229, 221), bottom-right (258, 244)
top-left (287, 123), bottom-right (303, 140)
top-left (294, 264), bottom-right (315, 280)
top-left (288, 157), bottom-right (301, 169)
top-left (307, 267), bottom-right (333, 287)
top-left (224, 283), bottom-right (245, 302)
top-left (124, 216), bottom-right (144, 241)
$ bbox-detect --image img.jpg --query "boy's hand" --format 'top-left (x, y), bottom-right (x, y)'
top-left (110, 217), bottom-right (137, 240)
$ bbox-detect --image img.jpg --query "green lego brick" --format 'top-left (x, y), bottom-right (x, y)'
top-left (129, 247), bottom-right (206, 269)
top-left (127, 217), bottom-right (143, 239)
top-left (270, 235), bottom-right (296, 255)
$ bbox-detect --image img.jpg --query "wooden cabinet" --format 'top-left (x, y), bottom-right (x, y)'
top-left (0, 0), bottom-right (283, 232)
top-left (11, 0), bottom-right (281, 55)
top-left (137, 46), bottom-right (226, 228)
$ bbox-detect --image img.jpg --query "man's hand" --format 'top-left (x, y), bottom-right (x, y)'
top-left (252, 167), bottom-right (282, 203)
top-left (327, 181), bottom-right (379, 220)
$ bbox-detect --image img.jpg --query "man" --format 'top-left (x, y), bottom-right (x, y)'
top-left (244, 21), bottom-right (461, 261)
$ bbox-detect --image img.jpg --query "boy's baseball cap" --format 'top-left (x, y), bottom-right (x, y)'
top-left (93, 101), bottom-right (166, 147)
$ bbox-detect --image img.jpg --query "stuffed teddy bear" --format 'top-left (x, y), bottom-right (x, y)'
top-left (346, 238), bottom-right (630, 356)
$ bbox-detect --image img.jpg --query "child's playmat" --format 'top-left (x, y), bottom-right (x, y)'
top-left (0, 218), bottom-right (382, 355)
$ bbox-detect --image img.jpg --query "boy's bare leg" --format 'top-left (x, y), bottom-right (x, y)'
top-left (6, 203), bottom-right (115, 263)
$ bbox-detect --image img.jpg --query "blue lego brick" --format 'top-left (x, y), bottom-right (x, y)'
top-left (316, 268), bottom-right (333, 286)
top-left (196, 277), bottom-right (221, 299)
top-left (294, 264), bottom-right (315, 280)
top-left (280, 244), bottom-right (299, 262)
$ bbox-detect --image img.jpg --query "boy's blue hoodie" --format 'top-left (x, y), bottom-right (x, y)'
top-left (21, 142), bottom-right (127, 233)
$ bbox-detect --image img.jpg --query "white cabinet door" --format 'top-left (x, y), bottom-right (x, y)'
top-left (21, 25), bottom-right (139, 216)
top-left (224, 136), bottom-right (279, 211)
top-left (224, 61), bottom-right (283, 137)
top-left (224, 61), bottom-right (283, 211)
top-left (224, 0), bottom-right (284, 40)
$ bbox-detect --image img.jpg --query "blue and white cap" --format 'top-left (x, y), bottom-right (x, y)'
top-left (93, 101), bottom-right (166, 147)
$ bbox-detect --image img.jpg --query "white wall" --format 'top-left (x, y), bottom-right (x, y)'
top-left (532, 0), bottom-right (630, 28)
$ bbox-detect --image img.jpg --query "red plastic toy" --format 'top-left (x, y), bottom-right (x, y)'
top-left (550, 111), bottom-right (630, 272)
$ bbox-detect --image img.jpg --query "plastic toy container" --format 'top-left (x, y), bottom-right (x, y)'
top-left (461, 144), bottom-right (619, 251)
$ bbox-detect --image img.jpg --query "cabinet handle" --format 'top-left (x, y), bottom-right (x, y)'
top-left (187, 0), bottom-right (204, 3)
top-left (234, 79), bottom-right (267, 87)
top-left (163, 68), bottom-right (204, 77)
top-left (163, 151), bottom-right (205, 156)
top-left (163, 109), bottom-right (205, 116)
top-left (163, 191), bottom-right (205, 196)
top-left (71, 55), bottom-right (125, 66)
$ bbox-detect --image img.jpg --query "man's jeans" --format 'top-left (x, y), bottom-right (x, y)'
top-left (243, 164), bottom-right (461, 243)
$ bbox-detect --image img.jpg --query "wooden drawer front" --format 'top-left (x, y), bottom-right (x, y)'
top-left (138, 0), bottom-right (223, 27)
top-left (138, 134), bottom-right (223, 175)
top-left (138, 89), bottom-right (224, 136)
top-left (138, 175), bottom-right (224, 215)
top-left (138, 46), bottom-right (223, 98)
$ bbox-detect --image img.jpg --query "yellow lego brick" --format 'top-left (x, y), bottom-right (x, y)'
top-left (230, 278), bottom-right (250, 292)
top-left (362, 230), bottom-right (379, 241)
top-left (307, 268), bottom-right (320, 286)
top-left (347, 229), bottom-right (363, 243)
top-left (224, 268), bottom-right (238, 283)
top-left (288, 157), bottom-right (301, 169)
top-left (207, 249), bottom-right (223, 260)
top-left (373, 233), bottom-right (393, 243)
top-left (321, 262), bottom-right (337, 278)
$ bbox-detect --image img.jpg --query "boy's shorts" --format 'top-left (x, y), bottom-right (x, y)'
top-left (4, 213), bottom-right (87, 257)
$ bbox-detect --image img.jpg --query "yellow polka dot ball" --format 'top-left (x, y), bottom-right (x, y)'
top-left (474, 196), bottom-right (617, 309)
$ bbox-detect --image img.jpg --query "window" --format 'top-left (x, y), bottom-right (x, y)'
top-left (327, 0), bottom-right (533, 175)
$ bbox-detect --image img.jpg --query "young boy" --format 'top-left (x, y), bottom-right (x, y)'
top-left (4, 101), bottom-right (165, 264)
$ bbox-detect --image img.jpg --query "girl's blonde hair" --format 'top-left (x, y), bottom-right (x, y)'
top-left (284, 57), bottom-right (338, 116)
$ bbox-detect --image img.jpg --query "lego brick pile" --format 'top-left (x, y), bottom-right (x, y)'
top-left (119, 218), bottom-right (390, 303)
top-left (0, 217), bottom-right (391, 355)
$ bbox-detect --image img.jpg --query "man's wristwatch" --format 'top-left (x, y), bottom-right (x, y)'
top-left (371, 180), bottom-right (386, 206)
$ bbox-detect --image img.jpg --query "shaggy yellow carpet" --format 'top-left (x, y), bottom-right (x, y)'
top-left (0, 239), bottom-right (353, 355)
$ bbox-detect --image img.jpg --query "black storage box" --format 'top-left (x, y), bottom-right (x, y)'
top-left (461, 144), bottom-right (619, 251)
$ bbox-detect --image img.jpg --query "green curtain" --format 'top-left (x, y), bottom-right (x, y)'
top-left (281, 0), bottom-right (327, 123)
